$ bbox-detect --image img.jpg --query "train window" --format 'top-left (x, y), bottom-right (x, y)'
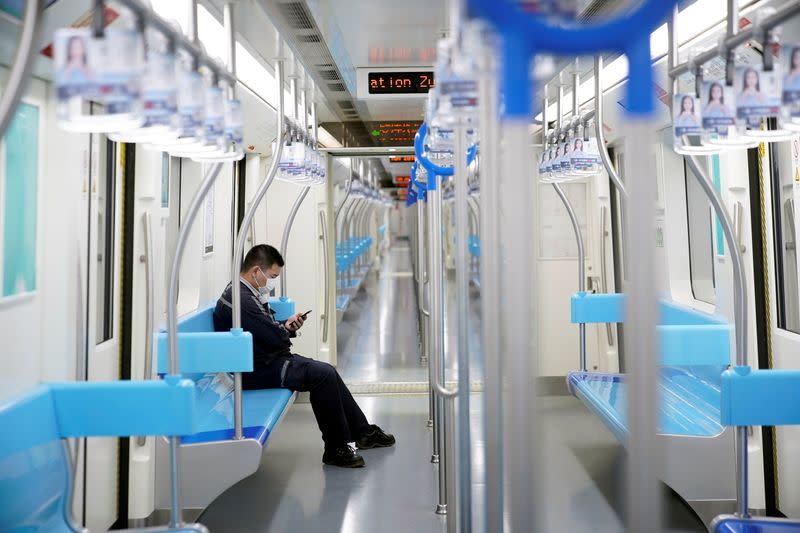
top-left (684, 160), bottom-right (716, 305)
top-left (94, 134), bottom-right (117, 344)
top-left (770, 140), bottom-right (800, 334)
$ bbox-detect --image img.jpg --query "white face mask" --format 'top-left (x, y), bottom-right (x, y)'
top-left (256, 269), bottom-right (274, 304)
top-left (266, 276), bottom-right (278, 293)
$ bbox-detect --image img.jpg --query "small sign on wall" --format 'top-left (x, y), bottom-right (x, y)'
top-left (203, 186), bottom-right (214, 255)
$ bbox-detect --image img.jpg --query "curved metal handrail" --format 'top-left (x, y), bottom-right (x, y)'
top-left (230, 53), bottom-right (286, 440)
top-left (0, 0), bottom-right (43, 139)
top-left (552, 183), bottom-right (586, 371)
top-left (280, 186), bottom-right (311, 295)
top-left (165, 162), bottom-right (223, 526)
top-left (334, 165), bottom-right (355, 235)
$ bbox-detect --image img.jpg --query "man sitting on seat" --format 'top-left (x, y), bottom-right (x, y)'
top-left (213, 244), bottom-right (394, 468)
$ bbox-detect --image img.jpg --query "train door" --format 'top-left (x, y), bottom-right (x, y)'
top-left (761, 136), bottom-right (800, 517)
top-left (125, 148), bottom-right (175, 524)
top-left (73, 122), bottom-right (124, 529)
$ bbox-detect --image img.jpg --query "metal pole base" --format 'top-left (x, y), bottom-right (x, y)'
top-left (431, 454), bottom-right (440, 464)
top-left (436, 504), bottom-right (447, 515)
top-left (427, 419), bottom-right (433, 428)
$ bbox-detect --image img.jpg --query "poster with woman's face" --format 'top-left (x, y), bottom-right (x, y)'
top-left (560, 142), bottom-right (571, 171)
top-left (673, 93), bottom-right (702, 137)
top-left (701, 81), bottom-right (735, 132)
top-left (782, 45), bottom-right (800, 118)
top-left (54, 29), bottom-right (94, 100)
top-left (735, 65), bottom-right (780, 126)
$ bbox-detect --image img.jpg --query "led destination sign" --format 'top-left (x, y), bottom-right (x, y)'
top-left (368, 71), bottom-right (435, 94)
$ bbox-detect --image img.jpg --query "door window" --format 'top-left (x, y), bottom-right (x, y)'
top-left (770, 140), bottom-right (800, 333)
top-left (93, 134), bottom-right (117, 344)
top-left (684, 159), bottom-right (716, 305)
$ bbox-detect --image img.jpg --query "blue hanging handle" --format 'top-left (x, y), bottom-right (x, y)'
top-left (414, 122), bottom-right (478, 191)
top-left (466, 0), bottom-right (679, 118)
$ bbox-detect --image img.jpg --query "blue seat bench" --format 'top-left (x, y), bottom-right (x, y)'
top-left (0, 380), bottom-right (205, 533)
top-left (155, 304), bottom-right (295, 513)
top-left (567, 294), bottom-right (737, 519)
top-left (336, 237), bottom-right (374, 318)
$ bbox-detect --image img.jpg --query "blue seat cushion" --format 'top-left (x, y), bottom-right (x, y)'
top-left (336, 294), bottom-right (351, 311)
top-left (181, 373), bottom-right (293, 446)
top-left (568, 365), bottom-right (726, 440)
top-left (715, 517), bottom-right (800, 532)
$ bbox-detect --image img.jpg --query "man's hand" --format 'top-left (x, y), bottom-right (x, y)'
top-left (285, 312), bottom-right (306, 332)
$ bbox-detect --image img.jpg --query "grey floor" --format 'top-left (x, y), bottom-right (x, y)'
top-left (337, 243), bottom-right (483, 386)
top-left (199, 241), bottom-right (708, 533)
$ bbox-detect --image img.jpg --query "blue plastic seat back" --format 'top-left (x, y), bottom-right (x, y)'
top-left (175, 305), bottom-right (216, 333)
top-left (0, 387), bottom-right (72, 532)
top-left (159, 305), bottom-right (216, 383)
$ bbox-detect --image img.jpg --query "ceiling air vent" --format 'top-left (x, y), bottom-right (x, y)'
top-left (277, 2), bottom-right (314, 30)
top-left (319, 69), bottom-right (340, 81)
top-left (338, 100), bottom-right (355, 110)
top-left (327, 82), bottom-right (346, 92)
top-left (297, 33), bottom-right (322, 43)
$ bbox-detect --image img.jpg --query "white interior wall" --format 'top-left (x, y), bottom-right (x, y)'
top-left (265, 179), bottom-right (324, 361)
top-left (175, 160), bottom-right (235, 315)
top-left (0, 73), bottom-right (82, 400)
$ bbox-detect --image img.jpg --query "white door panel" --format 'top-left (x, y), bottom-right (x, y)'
top-left (764, 138), bottom-right (800, 516)
top-left (81, 130), bottom-right (122, 530)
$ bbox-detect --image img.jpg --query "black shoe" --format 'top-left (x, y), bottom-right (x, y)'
top-left (323, 445), bottom-right (365, 468)
top-left (356, 424), bottom-right (396, 450)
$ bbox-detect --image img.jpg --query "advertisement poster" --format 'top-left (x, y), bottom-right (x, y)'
top-left (1, 103), bottom-right (39, 298)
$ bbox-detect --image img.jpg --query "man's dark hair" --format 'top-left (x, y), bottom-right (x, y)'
top-left (241, 244), bottom-right (284, 272)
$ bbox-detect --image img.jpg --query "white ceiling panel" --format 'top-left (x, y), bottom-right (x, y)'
top-left (322, 0), bottom-right (446, 122)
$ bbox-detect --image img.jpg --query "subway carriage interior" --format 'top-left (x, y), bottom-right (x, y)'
top-left (4, 0), bottom-right (800, 531)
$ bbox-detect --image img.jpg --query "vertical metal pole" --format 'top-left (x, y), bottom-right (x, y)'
top-left (501, 118), bottom-right (539, 532)
top-left (624, 118), bottom-right (661, 532)
top-left (453, 120), bottom-right (472, 532)
top-left (430, 178), bottom-right (448, 513)
top-left (425, 193), bottom-right (440, 456)
top-left (166, 163), bottom-right (224, 527)
top-left (445, 396), bottom-right (458, 533)
top-left (223, 3), bottom-right (236, 100)
top-left (478, 35), bottom-right (503, 533)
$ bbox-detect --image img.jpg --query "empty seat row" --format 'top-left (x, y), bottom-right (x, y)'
top-left (336, 236), bottom-right (373, 275)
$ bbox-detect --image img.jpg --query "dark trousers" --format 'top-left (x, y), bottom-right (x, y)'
top-left (243, 354), bottom-right (370, 448)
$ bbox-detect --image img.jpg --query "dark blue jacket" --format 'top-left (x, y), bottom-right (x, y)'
top-left (213, 280), bottom-right (295, 367)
